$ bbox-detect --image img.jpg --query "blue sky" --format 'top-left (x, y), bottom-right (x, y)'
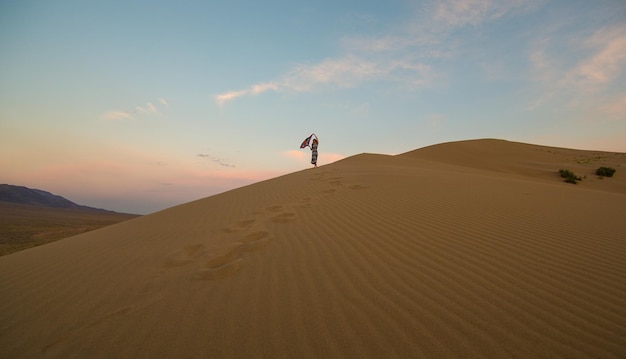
top-left (1, 0), bottom-right (625, 214)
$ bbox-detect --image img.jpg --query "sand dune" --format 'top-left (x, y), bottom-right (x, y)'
top-left (1, 139), bottom-right (625, 358)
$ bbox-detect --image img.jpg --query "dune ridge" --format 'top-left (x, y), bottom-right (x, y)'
top-left (1, 139), bottom-right (625, 358)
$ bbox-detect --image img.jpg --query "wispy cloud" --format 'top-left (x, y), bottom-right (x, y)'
top-left (528, 24), bottom-right (626, 111)
top-left (214, 0), bottom-right (538, 106)
top-left (101, 98), bottom-right (169, 120)
top-left (198, 153), bottom-right (235, 168)
top-left (282, 56), bottom-right (386, 91)
top-left (434, 0), bottom-right (539, 28)
top-left (251, 82), bottom-right (279, 94)
top-left (574, 25), bottom-right (626, 87)
top-left (215, 56), bottom-right (435, 105)
top-left (136, 102), bottom-right (160, 115)
top-left (214, 83), bottom-right (280, 106)
top-left (435, 0), bottom-right (493, 27)
top-left (215, 89), bottom-right (249, 106)
top-left (343, 0), bottom-right (539, 53)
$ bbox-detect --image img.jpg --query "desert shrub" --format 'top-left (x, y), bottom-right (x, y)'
top-left (559, 169), bottom-right (581, 184)
top-left (596, 167), bottom-right (616, 177)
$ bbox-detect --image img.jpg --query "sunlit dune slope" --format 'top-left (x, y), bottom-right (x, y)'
top-left (401, 138), bottom-right (626, 192)
top-left (1, 139), bottom-right (625, 358)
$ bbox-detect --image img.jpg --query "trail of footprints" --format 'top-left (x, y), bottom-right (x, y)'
top-left (312, 171), bottom-right (369, 194)
top-left (162, 170), bottom-right (367, 280)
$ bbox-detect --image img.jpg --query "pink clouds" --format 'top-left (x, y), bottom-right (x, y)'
top-left (528, 24), bottom-right (626, 116)
top-left (283, 150), bottom-right (307, 160)
top-left (435, 0), bottom-right (493, 27)
top-left (576, 25), bottom-right (626, 85)
top-left (320, 152), bottom-right (346, 164)
top-left (0, 132), bottom-right (285, 213)
top-left (434, 0), bottom-right (539, 27)
top-left (283, 150), bottom-right (345, 165)
top-left (4, 154), bottom-right (285, 214)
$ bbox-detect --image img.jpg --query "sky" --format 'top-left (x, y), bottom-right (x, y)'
top-left (1, 0), bottom-right (625, 214)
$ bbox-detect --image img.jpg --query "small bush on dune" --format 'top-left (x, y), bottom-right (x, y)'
top-left (559, 169), bottom-right (581, 184)
top-left (596, 167), bottom-right (616, 177)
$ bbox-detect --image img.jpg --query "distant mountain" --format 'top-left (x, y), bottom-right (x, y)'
top-left (0, 184), bottom-right (112, 212)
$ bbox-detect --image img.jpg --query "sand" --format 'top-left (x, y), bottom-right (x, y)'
top-left (1, 139), bottom-right (625, 358)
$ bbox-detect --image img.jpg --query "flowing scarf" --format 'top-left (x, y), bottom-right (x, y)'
top-left (300, 134), bottom-right (313, 149)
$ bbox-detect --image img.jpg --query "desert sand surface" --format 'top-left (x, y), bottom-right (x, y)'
top-left (1, 139), bottom-right (625, 358)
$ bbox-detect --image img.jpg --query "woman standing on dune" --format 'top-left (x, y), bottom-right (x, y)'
top-left (299, 133), bottom-right (319, 168)
top-left (310, 134), bottom-right (319, 168)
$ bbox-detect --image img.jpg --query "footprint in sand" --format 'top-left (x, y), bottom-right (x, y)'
top-left (310, 172), bottom-right (328, 182)
top-left (236, 219), bottom-right (256, 228)
top-left (194, 234), bottom-right (272, 281)
top-left (271, 212), bottom-right (296, 224)
top-left (170, 211), bottom-right (280, 280)
top-left (164, 201), bottom-right (304, 280)
top-left (295, 197), bottom-right (313, 209)
top-left (193, 230), bottom-right (271, 280)
top-left (259, 205), bottom-right (281, 213)
top-left (191, 241), bottom-right (249, 280)
top-left (163, 243), bottom-right (209, 268)
top-left (221, 219), bottom-right (256, 233)
top-left (195, 258), bottom-right (245, 280)
top-left (349, 184), bottom-right (368, 190)
top-left (241, 231), bottom-right (272, 251)
top-left (328, 176), bottom-right (343, 185)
